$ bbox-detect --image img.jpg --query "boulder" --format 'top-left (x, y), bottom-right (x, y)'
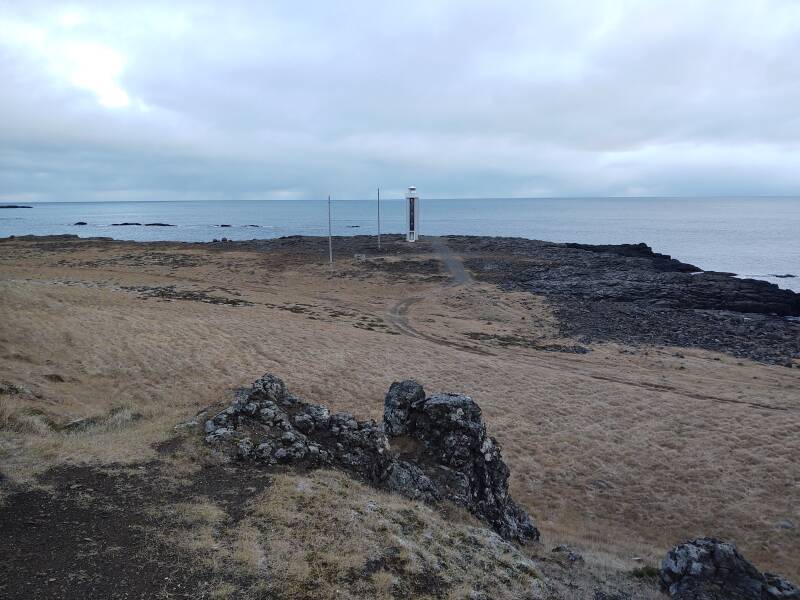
top-left (203, 373), bottom-right (539, 544)
top-left (384, 388), bottom-right (539, 542)
top-left (660, 537), bottom-right (799, 599)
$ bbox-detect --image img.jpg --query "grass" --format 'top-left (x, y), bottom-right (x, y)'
top-left (239, 469), bottom-right (541, 600)
top-left (630, 565), bottom-right (661, 580)
top-left (1, 236), bottom-right (798, 583)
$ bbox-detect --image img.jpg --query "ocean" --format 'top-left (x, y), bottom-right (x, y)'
top-left (2, 197), bottom-right (798, 292)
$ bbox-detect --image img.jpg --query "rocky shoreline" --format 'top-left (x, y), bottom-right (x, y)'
top-left (446, 236), bottom-right (800, 365)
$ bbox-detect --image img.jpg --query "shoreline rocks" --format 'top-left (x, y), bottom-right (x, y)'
top-left (661, 538), bottom-right (799, 599)
top-left (448, 235), bottom-right (800, 364)
top-left (203, 373), bottom-right (539, 544)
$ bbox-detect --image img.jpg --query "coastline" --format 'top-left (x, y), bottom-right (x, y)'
top-left (1, 233), bottom-right (798, 595)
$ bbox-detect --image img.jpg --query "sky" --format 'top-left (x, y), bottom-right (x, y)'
top-left (1, 1), bottom-right (800, 201)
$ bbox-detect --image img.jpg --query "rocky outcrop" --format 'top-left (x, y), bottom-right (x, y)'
top-left (203, 373), bottom-right (539, 544)
top-left (660, 538), bottom-right (799, 599)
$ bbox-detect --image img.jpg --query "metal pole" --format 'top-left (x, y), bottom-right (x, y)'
top-left (377, 187), bottom-right (381, 250)
top-left (328, 195), bottom-right (333, 266)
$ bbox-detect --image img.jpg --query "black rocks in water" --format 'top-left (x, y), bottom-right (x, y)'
top-left (218, 224), bottom-right (232, 227)
top-left (0, 205), bottom-right (32, 209)
top-left (660, 538), bottom-right (799, 599)
top-left (204, 373), bottom-right (539, 544)
top-left (111, 222), bottom-right (142, 226)
top-left (74, 221), bottom-right (87, 225)
top-left (144, 223), bottom-right (175, 227)
top-left (771, 274), bottom-right (796, 279)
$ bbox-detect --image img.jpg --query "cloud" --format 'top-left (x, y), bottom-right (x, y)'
top-left (1, 0), bottom-right (799, 200)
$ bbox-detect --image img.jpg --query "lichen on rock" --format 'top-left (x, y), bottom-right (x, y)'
top-left (203, 373), bottom-right (539, 544)
top-left (660, 537), bottom-right (799, 599)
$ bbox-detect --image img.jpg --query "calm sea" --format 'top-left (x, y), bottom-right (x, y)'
top-left (2, 197), bottom-right (798, 292)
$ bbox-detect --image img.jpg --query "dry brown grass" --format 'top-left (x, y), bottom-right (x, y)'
top-left (242, 469), bottom-right (542, 600)
top-left (0, 237), bottom-right (798, 580)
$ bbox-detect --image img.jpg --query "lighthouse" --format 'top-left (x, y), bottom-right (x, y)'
top-left (406, 186), bottom-right (420, 242)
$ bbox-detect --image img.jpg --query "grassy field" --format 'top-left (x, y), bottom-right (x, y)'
top-left (1, 235), bottom-right (798, 586)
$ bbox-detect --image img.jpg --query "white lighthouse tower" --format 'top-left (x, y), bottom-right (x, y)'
top-left (405, 186), bottom-right (420, 242)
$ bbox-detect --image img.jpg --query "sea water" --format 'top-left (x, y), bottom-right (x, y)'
top-left (1, 197), bottom-right (798, 291)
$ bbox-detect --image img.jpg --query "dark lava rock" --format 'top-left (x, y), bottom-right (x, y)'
top-left (73, 221), bottom-right (87, 226)
top-left (0, 205), bottom-right (32, 208)
top-left (144, 223), bottom-right (175, 227)
top-left (204, 373), bottom-right (539, 544)
top-left (218, 224), bottom-right (232, 227)
top-left (660, 538), bottom-right (799, 599)
top-left (447, 235), bottom-right (800, 364)
top-left (111, 222), bottom-right (142, 226)
top-left (594, 592), bottom-right (631, 600)
top-left (383, 381), bottom-right (539, 542)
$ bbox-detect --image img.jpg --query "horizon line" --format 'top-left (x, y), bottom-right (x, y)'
top-left (7, 194), bottom-right (800, 204)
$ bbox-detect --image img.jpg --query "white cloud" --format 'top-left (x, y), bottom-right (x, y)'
top-left (1, 0), bottom-right (799, 200)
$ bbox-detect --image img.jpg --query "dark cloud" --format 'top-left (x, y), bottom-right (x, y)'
top-left (1, 0), bottom-right (799, 201)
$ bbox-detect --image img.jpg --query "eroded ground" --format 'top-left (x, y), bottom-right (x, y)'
top-left (0, 234), bottom-right (798, 597)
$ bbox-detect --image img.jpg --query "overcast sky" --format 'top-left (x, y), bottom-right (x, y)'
top-left (1, 1), bottom-right (799, 201)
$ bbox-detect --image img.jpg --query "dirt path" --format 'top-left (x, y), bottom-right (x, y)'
top-left (385, 237), bottom-right (491, 355)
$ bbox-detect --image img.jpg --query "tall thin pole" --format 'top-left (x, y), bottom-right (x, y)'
top-left (327, 195), bottom-right (333, 266)
top-left (377, 187), bottom-right (381, 250)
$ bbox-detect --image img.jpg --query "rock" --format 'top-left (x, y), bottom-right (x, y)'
top-left (111, 222), bottom-right (142, 226)
top-left (448, 235), bottom-right (800, 365)
top-left (73, 221), bottom-right (87, 226)
top-left (293, 413), bottom-right (314, 433)
top-left (594, 591), bottom-right (631, 600)
top-left (383, 380), bottom-right (426, 435)
top-left (237, 438), bottom-right (254, 458)
top-left (776, 519), bottom-right (795, 530)
top-left (660, 537), bottom-right (800, 599)
top-left (385, 389), bottom-right (539, 542)
top-left (203, 372), bottom-right (539, 544)
top-left (383, 460), bottom-right (440, 502)
top-left (144, 223), bottom-right (175, 227)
